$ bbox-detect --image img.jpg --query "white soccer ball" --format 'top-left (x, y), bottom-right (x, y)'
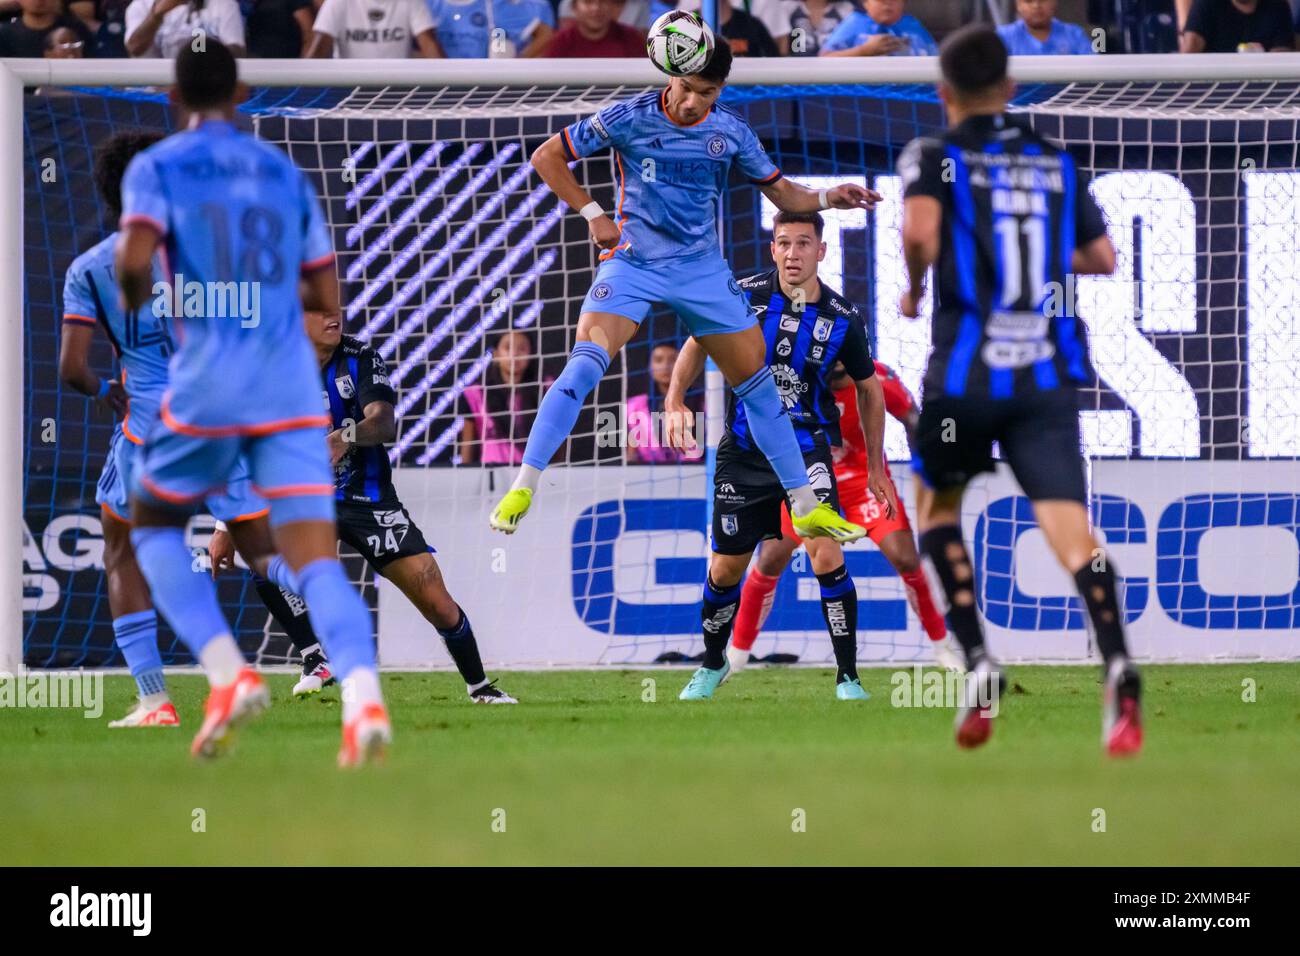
top-left (646, 11), bottom-right (715, 78)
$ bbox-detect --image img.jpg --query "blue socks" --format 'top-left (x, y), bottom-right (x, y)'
top-left (521, 341), bottom-right (610, 471)
top-left (112, 610), bottom-right (166, 697)
top-left (296, 558), bottom-right (375, 681)
top-left (129, 526), bottom-right (232, 658)
top-left (735, 367), bottom-right (811, 493)
top-left (264, 554), bottom-right (298, 593)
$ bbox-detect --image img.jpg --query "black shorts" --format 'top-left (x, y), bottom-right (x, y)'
top-left (915, 389), bottom-right (1087, 503)
top-left (335, 497), bottom-right (434, 571)
top-left (711, 434), bottom-right (839, 556)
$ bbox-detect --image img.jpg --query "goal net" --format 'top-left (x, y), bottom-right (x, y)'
top-left (14, 58), bottom-right (1300, 671)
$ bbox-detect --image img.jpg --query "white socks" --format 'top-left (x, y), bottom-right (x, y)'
top-left (511, 464), bottom-right (543, 493)
top-left (789, 485), bottom-right (820, 517)
top-left (342, 667), bottom-right (384, 723)
top-left (198, 635), bottom-right (246, 687)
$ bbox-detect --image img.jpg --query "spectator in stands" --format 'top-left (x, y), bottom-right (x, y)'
top-left (652, 0), bottom-right (789, 53)
top-left (308, 0), bottom-right (438, 57)
top-left (123, 0), bottom-right (245, 57)
top-left (0, 0), bottom-right (94, 56)
top-left (705, 0), bottom-right (778, 55)
top-left (547, 0), bottom-right (644, 56)
top-left (788, 0), bottom-right (861, 57)
top-left (460, 330), bottom-right (545, 466)
top-left (44, 21), bottom-right (85, 52)
top-left (820, 0), bottom-right (937, 56)
top-left (1181, 0), bottom-right (1294, 51)
top-left (627, 342), bottom-right (702, 464)
top-left (244, 0), bottom-right (314, 57)
top-left (69, 0), bottom-right (130, 57)
top-left (998, 0), bottom-right (1095, 54)
top-left (426, 0), bottom-right (554, 57)
top-left (558, 0), bottom-right (648, 29)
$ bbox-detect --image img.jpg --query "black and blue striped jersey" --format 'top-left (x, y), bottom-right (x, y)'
top-left (727, 269), bottom-right (875, 452)
top-left (899, 112), bottom-right (1109, 401)
top-left (322, 335), bottom-right (398, 504)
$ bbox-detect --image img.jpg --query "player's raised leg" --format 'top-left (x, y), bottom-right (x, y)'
top-left (491, 310), bottom-right (635, 533)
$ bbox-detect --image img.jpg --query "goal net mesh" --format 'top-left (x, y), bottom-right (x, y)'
top-left (21, 78), bottom-right (1300, 669)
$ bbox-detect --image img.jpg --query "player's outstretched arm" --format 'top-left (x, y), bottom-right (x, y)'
top-left (664, 337), bottom-right (706, 454)
top-left (856, 374), bottom-right (898, 519)
top-left (760, 176), bottom-right (882, 215)
top-left (530, 135), bottom-right (620, 252)
top-left (899, 195), bottom-right (941, 318)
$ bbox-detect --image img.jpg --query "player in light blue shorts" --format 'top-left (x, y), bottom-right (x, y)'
top-left (490, 38), bottom-right (882, 581)
top-left (64, 129), bottom-right (330, 729)
top-left (115, 42), bottom-right (388, 764)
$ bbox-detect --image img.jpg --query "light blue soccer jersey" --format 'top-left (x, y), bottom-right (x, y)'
top-left (821, 12), bottom-right (938, 55)
top-left (62, 232), bottom-right (173, 444)
top-left (119, 119), bottom-right (335, 432)
top-left (426, 0), bottom-right (554, 57)
top-left (997, 18), bottom-right (1095, 56)
top-left (562, 90), bottom-right (782, 264)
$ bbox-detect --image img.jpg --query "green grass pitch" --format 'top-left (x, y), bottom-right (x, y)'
top-left (3, 664), bottom-right (1297, 866)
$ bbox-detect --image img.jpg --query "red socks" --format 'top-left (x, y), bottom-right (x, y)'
top-left (731, 569), bottom-right (780, 652)
top-left (901, 568), bottom-right (948, 641)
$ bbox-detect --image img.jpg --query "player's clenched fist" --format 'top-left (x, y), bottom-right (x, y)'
top-left (826, 183), bottom-right (883, 211)
top-left (588, 215), bottom-right (621, 251)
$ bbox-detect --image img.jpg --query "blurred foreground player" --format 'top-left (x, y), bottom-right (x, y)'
top-left (209, 306), bottom-right (517, 703)
top-left (115, 42), bottom-right (390, 766)
top-left (667, 210), bottom-right (898, 701)
top-left (898, 26), bottom-right (1141, 755)
top-left (60, 130), bottom-right (330, 728)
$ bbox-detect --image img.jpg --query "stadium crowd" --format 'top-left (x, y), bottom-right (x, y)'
top-left (5, 0), bottom-right (1300, 60)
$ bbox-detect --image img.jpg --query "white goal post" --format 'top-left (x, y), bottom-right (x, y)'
top-left (6, 53), bottom-right (1300, 673)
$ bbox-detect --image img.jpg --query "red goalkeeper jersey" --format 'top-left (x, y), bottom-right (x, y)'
top-left (831, 360), bottom-right (917, 483)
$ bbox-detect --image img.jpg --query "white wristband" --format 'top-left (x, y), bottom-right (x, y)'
top-left (817, 188), bottom-right (830, 210)
top-left (579, 201), bottom-right (605, 222)
top-left (213, 520), bottom-right (228, 533)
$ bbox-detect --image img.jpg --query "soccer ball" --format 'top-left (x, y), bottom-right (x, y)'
top-left (646, 11), bottom-right (715, 78)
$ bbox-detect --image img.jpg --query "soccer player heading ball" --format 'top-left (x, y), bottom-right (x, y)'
top-left (489, 40), bottom-right (881, 545)
top-left (899, 25), bottom-right (1142, 756)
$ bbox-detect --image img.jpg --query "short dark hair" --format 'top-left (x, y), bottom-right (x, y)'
top-left (696, 39), bottom-right (733, 85)
top-left (939, 25), bottom-right (1008, 98)
top-left (773, 209), bottom-right (824, 238)
top-left (93, 130), bottom-right (164, 221)
top-left (175, 39), bottom-right (238, 111)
